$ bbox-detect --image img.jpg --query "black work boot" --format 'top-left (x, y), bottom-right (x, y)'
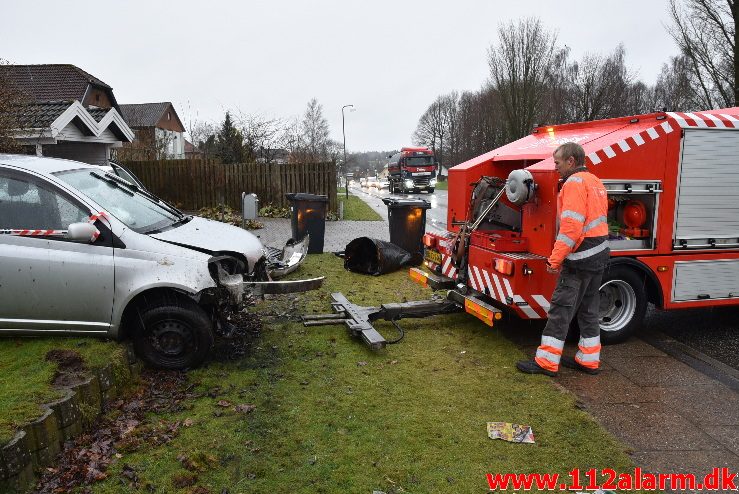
top-left (560, 356), bottom-right (600, 375)
top-left (516, 360), bottom-right (557, 377)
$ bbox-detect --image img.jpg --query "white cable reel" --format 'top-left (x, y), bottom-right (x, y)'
top-left (505, 169), bottom-right (536, 205)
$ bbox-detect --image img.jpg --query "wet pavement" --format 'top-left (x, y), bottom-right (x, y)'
top-left (503, 321), bottom-right (739, 486)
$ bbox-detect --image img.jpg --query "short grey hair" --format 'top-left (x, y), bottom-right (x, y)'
top-left (554, 142), bottom-right (585, 167)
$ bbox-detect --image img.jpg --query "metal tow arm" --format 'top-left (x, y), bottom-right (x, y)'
top-left (302, 292), bottom-right (461, 350)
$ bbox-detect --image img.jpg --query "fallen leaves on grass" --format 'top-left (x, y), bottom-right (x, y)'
top-left (234, 404), bottom-right (256, 414)
top-left (34, 369), bottom-right (196, 493)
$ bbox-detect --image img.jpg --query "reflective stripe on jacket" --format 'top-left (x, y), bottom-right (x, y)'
top-left (548, 170), bottom-right (609, 269)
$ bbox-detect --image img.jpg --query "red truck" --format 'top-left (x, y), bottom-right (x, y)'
top-left (417, 107), bottom-right (739, 344)
top-left (387, 147), bottom-right (438, 194)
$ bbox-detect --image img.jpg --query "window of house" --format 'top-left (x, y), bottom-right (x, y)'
top-left (167, 112), bottom-right (171, 120)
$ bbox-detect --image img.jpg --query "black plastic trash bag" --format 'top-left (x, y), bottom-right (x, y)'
top-left (344, 237), bottom-right (413, 275)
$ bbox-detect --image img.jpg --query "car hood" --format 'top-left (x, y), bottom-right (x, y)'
top-left (150, 216), bottom-right (264, 268)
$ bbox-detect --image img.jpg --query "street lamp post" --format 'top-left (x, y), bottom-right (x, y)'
top-left (342, 104), bottom-right (354, 199)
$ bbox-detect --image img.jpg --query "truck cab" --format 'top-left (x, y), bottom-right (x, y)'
top-left (387, 147), bottom-right (438, 194)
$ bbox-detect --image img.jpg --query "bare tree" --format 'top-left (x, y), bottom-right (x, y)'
top-left (654, 55), bottom-right (696, 111)
top-left (412, 92), bottom-right (460, 171)
top-left (565, 45), bottom-right (636, 121)
top-left (299, 98), bottom-right (331, 162)
top-left (0, 59), bottom-right (28, 153)
top-left (234, 111), bottom-right (285, 163)
top-left (667, 0), bottom-right (737, 107)
top-left (487, 18), bottom-right (559, 141)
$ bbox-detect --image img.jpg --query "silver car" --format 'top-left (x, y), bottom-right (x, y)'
top-left (0, 155), bottom-right (321, 369)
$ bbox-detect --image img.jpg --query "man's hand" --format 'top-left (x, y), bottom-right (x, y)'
top-left (546, 262), bottom-right (560, 274)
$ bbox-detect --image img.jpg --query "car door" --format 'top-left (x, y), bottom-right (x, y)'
top-left (0, 168), bottom-right (115, 335)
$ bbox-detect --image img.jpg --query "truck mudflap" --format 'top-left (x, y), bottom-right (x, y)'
top-left (464, 263), bottom-right (550, 320)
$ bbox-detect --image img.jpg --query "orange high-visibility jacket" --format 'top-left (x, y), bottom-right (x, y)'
top-left (548, 170), bottom-right (609, 269)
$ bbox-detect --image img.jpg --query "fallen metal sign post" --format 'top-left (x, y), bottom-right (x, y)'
top-left (302, 292), bottom-right (462, 350)
top-left (303, 268), bottom-right (506, 349)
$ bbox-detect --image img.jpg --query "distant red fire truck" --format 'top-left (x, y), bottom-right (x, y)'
top-left (387, 147), bottom-right (438, 194)
top-left (417, 108), bottom-right (739, 343)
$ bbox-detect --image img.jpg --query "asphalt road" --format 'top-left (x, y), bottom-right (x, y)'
top-left (350, 185), bottom-right (448, 233)
top-left (353, 184), bottom-right (739, 372)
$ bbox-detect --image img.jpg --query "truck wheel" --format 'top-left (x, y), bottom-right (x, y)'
top-left (598, 266), bottom-right (647, 344)
top-left (427, 187), bottom-right (435, 193)
top-left (134, 301), bottom-right (214, 369)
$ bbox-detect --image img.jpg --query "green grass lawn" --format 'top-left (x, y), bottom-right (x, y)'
top-left (337, 188), bottom-right (382, 221)
top-left (87, 255), bottom-right (637, 494)
top-left (0, 338), bottom-right (126, 443)
top-left (434, 180), bottom-right (448, 190)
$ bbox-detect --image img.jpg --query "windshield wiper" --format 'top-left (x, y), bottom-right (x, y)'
top-left (95, 171), bottom-right (185, 219)
top-left (91, 171), bottom-right (135, 196)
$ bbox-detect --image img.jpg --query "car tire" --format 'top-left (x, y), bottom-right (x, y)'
top-left (134, 300), bottom-right (214, 369)
top-left (598, 266), bottom-right (647, 344)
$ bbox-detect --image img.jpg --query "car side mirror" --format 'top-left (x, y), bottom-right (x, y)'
top-left (67, 222), bottom-right (98, 243)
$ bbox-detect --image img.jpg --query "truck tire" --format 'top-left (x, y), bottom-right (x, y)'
top-left (134, 300), bottom-right (214, 369)
top-left (598, 265), bottom-right (647, 344)
top-left (427, 187), bottom-right (435, 193)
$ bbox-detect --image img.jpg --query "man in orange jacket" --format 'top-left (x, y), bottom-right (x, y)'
top-left (517, 142), bottom-right (609, 377)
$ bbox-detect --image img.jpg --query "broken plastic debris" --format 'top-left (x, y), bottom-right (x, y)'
top-left (486, 422), bottom-right (535, 444)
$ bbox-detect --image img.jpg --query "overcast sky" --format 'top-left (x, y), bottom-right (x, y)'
top-left (2, 0), bottom-right (678, 151)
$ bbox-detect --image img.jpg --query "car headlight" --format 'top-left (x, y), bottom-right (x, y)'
top-left (430, 178), bottom-right (437, 186)
top-left (404, 179), bottom-right (414, 187)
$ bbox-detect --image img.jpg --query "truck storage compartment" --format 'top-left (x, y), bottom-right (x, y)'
top-left (674, 129), bottom-right (739, 249)
top-left (604, 181), bottom-right (661, 251)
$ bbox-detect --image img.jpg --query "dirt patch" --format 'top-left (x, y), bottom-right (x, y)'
top-left (211, 306), bottom-right (263, 361)
top-left (45, 349), bottom-right (88, 387)
top-left (34, 369), bottom-right (195, 494)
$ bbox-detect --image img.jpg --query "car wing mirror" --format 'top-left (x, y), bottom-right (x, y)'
top-left (67, 222), bottom-right (98, 243)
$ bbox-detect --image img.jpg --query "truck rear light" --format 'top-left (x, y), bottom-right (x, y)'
top-left (409, 268), bottom-right (429, 287)
top-left (464, 298), bottom-right (503, 327)
top-left (423, 234), bottom-right (436, 248)
top-left (494, 259), bottom-right (514, 276)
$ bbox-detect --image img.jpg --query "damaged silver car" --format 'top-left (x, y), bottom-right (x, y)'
top-left (0, 154), bottom-right (322, 369)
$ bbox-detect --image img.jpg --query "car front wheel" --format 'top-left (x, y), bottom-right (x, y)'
top-left (134, 301), bottom-right (214, 369)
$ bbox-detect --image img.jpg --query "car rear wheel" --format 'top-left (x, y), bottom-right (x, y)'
top-left (134, 301), bottom-right (214, 369)
top-left (598, 266), bottom-right (647, 344)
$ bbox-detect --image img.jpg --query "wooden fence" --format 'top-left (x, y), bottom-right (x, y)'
top-left (123, 159), bottom-right (338, 212)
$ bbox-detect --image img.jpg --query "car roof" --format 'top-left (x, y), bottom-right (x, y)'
top-left (0, 153), bottom-right (98, 175)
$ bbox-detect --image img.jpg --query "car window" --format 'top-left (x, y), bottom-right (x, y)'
top-left (55, 169), bottom-right (179, 233)
top-left (114, 167), bottom-right (138, 185)
top-left (0, 171), bottom-right (89, 230)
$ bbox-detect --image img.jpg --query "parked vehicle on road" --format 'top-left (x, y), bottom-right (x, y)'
top-left (0, 155), bottom-right (321, 369)
top-left (418, 107), bottom-right (739, 344)
top-left (387, 147), bottom-right (437, 194)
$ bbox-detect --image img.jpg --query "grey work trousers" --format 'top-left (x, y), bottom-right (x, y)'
top-left (542, 265), bottom-right (603, 342)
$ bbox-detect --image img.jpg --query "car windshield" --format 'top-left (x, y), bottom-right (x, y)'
top-left (54, 169), bottom-right (181, 233)
top-left (406, 156), bottom-right (434, 167)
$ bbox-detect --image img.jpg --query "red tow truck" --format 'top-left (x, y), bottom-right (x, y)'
top-left (387, 147), bottom-right (438, 194)
top-left (309, 108), bottom-right (739, 350)
top-left (418, 107), bottom-right (739, 343)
